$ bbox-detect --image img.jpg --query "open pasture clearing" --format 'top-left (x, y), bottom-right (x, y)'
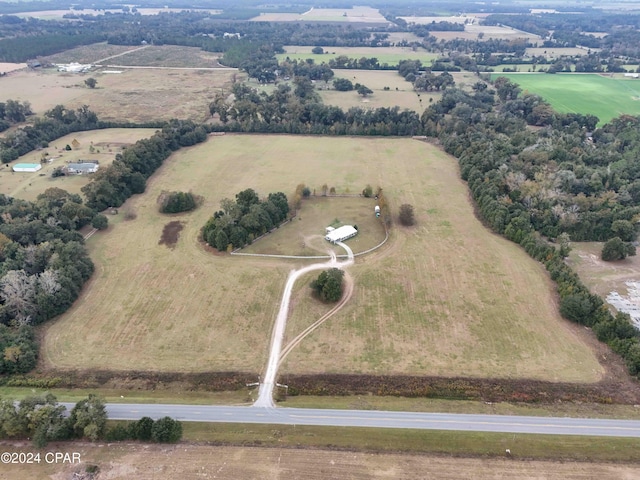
top-left (43, 42), bottom-right (149, 64)
top-left (42, 135), bottom-right (601, 381)
top-left (428, 25), bottom-right (541, 43)
top-left (567, 241), bottom-right (640, 299)
top-left (94, 45), bottom-right (223, 68)
top-left (525, 47), bottom-right (593, 58)
top-left (240, 196), bottom-right (386, 256)
top-left (1, 439), bottom-right (640, 479)
top-left (254, 6), bottom-right (388, 24)
top-left (0, 128), bottom-right (156, 202)
top-left (319, 69), bottom-right (431, 112)
top-left (0, 67), bottom-right (238, 122)
top-left (0, 62), bottom-right (26, 74)
top-left (278, 45), bottom-right (437, 66)
top-left (490, 73), bottom-right (640, 125)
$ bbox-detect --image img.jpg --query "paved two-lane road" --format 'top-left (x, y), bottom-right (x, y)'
top-left (76, 404), bottom-right (640, 438)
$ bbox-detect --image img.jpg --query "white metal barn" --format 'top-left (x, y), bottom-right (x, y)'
top-left (12, 163), bottom-right (42, 173)
top-left (325, 225), bottom-right (357, 244)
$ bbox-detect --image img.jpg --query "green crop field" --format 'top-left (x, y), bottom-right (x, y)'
top-left (42, 134), bottom-right (602, 382)
top-left (490, 73), bottom-right (640, 125)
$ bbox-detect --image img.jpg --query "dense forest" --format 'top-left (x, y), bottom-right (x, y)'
top-left (0, 189), bottom-right (95, 374)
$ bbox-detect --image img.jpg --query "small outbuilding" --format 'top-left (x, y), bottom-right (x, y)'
top-left (12, 163), bottom-right (42, 173)
top-left (325, 225), bottom-right (358, 244)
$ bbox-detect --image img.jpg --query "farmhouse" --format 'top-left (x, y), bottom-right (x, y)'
top-left (67, 161), bottom-right (99, 174)
top-left (12, 163), bottom-right (42, 173)
top-left (325, 225), bottom-right (358, 244)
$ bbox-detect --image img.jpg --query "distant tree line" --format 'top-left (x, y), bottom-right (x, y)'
top-left (202, 188), bottom-right (289, 251)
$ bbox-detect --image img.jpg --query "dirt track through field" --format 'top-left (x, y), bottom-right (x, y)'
top-left (254, 242), bottom-right (354, 407)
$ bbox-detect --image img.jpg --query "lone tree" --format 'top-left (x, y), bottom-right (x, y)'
top-left (601, 236), bottom-right (636, 261)
top-left (84, 77), bottom-right (97, 89)
top-left (311, 268), bottom-right (344, 302)
top-left (399, 203), bottom-right (415, 226)
top-left (356, 84), bottom-right (373, 97)
top-left (312, 46), bottom-right (324, 54)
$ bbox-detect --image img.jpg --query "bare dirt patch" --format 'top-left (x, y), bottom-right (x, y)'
top-left (159, 221), bottom-right (185, 249)
top-left (0, 444), bottom-right (638, 480)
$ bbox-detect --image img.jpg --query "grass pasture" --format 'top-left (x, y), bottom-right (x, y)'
top-left (490, 73), bottom-right (640, 125)
top-left (94, 45), bottom-right (223, 68)
top-left (254, 6), bottom-right (388, 23)
top-left (319, 69), bottom-right (430, 112)
top-left (0, 128), bottom-right (156, 201)
top-left (0, 67), bottom-right (238, 122)
top-left (42, 135), bottom-right (602, 382)
top-left (278, 46), bottom-right (437, 66)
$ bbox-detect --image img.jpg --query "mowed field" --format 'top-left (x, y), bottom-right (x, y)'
top-left (43, 135), bottom-right (602, 382)
top-left (44, 42), bottom-right (223, 67)
top-left (254, 6), bottom-right (388, 23)
top-left (0, 128), bottom-right (157, 201)
top-left (1, 444), bottom-right (639, 480)
top-left (490, 73), bottom-right (640, 125)
top-left (278, 46), bottom-right (437, 66)
top-left (319, 69), bottom-right (429, 112)
top-left (0, 67), bottom-right (237, 122)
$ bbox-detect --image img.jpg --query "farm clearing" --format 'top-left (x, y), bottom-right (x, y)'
top-left (0, 128), bottom-right (157, 202)
top-left (490, 73), bottom-right (640, 125)
top-left (278, 45), bottom-right (437, 66)
top-left (42, 134), bottom-right (602, 382)
top-left (0, 54), bottom-right (238, 122)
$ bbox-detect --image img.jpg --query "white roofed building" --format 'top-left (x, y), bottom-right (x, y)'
top-left (325, 225), bottom-right (357, 244)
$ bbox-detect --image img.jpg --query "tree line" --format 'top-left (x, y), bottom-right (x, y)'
top-left (0, 393), bottom-right (183, 447)
top-left (202, 188), bottom-right (289, 251)
top-left (81, 120), bottom-right (207, 211)
top-left (208, 82), bottom-right (422, 136)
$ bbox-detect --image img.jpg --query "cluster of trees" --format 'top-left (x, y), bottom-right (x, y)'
top-left (202, 188), bottom-right (289, 251)
top-left (601, 237), bottom-right (636, 261)
top-left (105, 415), bottom-right (183, 443)
top-left (399, 204), bottom-right (415, 226)
top-left (0, 100), bottom-right (32, 132)
top-left (82, 120), bottom-right (207, 211)
top-left (0, 393), bottom-right (183, 446)
top-left (311, 268), bottom-right (345, 302)
top-left (0, 394), bottom-right (106, 447)
top-left (158, 191), bottom-right (198, 214)
top-left (420, 77), bottom-right (640, 376)
top-left (0, 104), bottom-right (101, 164)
